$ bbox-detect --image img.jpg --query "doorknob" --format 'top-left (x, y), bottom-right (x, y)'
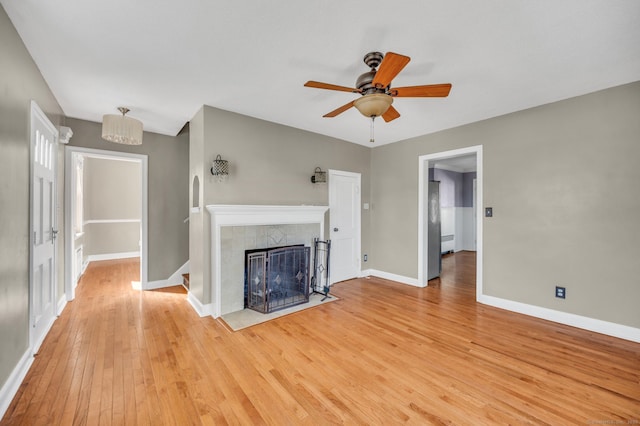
top-left (333, 227), bottom-right (339, 232)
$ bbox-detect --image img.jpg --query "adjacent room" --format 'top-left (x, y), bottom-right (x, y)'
top-left (1, 1), bottom-right (639, 424)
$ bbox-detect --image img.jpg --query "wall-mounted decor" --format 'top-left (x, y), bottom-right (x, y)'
top-left (211, 154), bottom-right (229, 182)
top-left (310, 167), bottom-right (326, 184)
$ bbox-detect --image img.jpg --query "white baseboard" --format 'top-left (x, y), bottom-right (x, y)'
top-left (187, 292), bottom-right (213, 317)
top-left (140, 280), bottom-right (172, 291)
top-left (166, 260), bottom-right (189, 287)
top-left (361, 269), bottom-right (421, 287)
top-left (361, 268), bottom-right (639, 343)
top-left (86, 251), bottom-right (140, 263)
top-left (0, 349), bottom-right (34, 420)
top-left (133, 260), bottom-right (189, 291)
top-left (478, 295), bottom-right (640, 343)
top-left (57, 294), bottom-right (67, 316)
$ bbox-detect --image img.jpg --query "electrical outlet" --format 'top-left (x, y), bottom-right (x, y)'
top-left (555, 286), bottom-right (566, 299)
top-left (363, 254), bottom-right (368, 262)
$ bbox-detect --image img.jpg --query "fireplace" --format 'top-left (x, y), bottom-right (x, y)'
top-left (245, 245), bottom-right (310, 313)
top-left (206, 205), bottom-right (328, 318)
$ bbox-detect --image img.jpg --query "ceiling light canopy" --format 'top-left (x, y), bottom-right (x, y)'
top-left (101, 107), bottom-right (143, 145)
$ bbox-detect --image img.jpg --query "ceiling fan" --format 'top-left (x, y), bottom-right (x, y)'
top-left (304, 51), bottom-right (452, 142)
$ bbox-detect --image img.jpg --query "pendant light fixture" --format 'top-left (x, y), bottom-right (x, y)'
top-left (101, 107), bottom-right (143, 145)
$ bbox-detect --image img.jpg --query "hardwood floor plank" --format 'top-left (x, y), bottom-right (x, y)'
top-left (2, 254), bottom-right (638, 425)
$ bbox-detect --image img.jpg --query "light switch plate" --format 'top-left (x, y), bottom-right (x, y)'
top-left (485, 207), bottom-right (493, 217)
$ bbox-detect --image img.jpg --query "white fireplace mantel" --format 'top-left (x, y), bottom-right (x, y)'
top-left (206, 204), bottom-right (328, 318)
top-left (207, 204), bottom-right (328, 227)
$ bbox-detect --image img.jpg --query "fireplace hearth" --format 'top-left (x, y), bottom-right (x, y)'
top-left (245, 245), bottom-right (310, 313)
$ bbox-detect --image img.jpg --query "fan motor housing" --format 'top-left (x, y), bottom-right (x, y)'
top-left (357, 52), bottom-right (388, 95)
top-left (363, 51), bottom-right (384, 69)
top-left (356, 71), bottom-right (376, 92)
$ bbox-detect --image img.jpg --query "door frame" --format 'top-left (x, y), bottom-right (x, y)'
top-left (64, 146), bottom-right (148, 300)
top-left (417, 145), bottom-right (483, 300)
top-left (29, 101), bottom-right (59, 351)
top-left (328, 169), bottom-right (361, 284)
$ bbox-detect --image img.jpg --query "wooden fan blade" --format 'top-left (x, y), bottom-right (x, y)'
top-left (304, 81), bottom-right (360, 93)
top-left (371, 52), bottom-right (411, 89)
top-left (391, 84), bottom-right (452, 98)
top-left (323, 100), bottom-right (355, 118)
top-left (382, 105), bottom-right (400, 122)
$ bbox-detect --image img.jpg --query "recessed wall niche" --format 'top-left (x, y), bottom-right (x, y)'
top-left (192, 175), bottom-right (200, 209)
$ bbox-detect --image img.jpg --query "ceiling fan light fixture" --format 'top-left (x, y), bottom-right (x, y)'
top-left (101, 107), bottom-right (143, 145)
top-left (353, 93), bottom-right (393, 118)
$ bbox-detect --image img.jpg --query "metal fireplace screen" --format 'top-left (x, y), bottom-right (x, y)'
top-left (246, 245), bottom-right (310, 314)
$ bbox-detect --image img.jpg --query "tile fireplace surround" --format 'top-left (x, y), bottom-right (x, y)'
top-left (206, 205), bottom-right (328, 318)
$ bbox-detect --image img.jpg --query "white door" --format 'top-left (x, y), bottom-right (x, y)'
top-left (328, 170), bottom-right (361, 284)
top-left (30, 102), bottom-right (58, 352)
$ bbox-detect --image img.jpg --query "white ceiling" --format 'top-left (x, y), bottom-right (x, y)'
top-left (3, 0), bottom-right (640, 147)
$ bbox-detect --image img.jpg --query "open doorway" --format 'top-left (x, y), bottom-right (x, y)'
top-left (64, 146), bottom-right (148, 301)
top-left (418, 145), bottom-right (483, 301)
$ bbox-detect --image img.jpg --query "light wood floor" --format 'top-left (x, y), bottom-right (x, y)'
top-left (2, 253), bottom-right (639, 425)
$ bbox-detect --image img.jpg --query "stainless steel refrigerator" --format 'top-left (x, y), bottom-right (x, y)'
top-left (427, 181), bottom-right (442, 280)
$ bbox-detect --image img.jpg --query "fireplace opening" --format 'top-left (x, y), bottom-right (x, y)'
top-left (245, 244), bottom-right (310, 314)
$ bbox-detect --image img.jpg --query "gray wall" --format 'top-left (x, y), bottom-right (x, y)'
top-left (83, 157), bottom-right (141, 258)
top-left (65, 118), bottom-right (189, 281)
top-left (371, 81), bottom-right (640, 328)
top-left (0, 5), bottom-right (64, 391)
top-left (84, 157), bottom-right (141, 220)
top-left (189, 105), bottom-right (371, 304)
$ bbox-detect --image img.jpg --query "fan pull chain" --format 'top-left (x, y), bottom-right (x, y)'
top-left (370, 117), bottom-right (375, 143)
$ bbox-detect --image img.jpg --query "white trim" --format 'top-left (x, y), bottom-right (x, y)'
top-left (86, 251), bottom-right (140, 263)
top-left (167, 260), bottom-right (189, 286)
top-left (0, 349), bottom-right (34, 420)
top-left (133, 260), bottom-right (190, 291)
top-left (361, 269), bottom-right (420, 287)
top-left (83, 219), bottom-right (141, 225)
top-left (418, 146), bottom-right (483, 297)
top-left (478, 295), bottom-right (640, 343)
top-left (362, 268), bottom-right (639, 343)
top-left (206, 204), bottom-right (328, 318)
top-left (138, 280), bottom-right (171, 291)
top-left (187, 292), bottom-right (214, 317)
top-left (57, 294), bottom-right (67, 316)
top-left (65, 146), bottom-right (148, 301)
top-left (206, 204), bottom-right (328, 226)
